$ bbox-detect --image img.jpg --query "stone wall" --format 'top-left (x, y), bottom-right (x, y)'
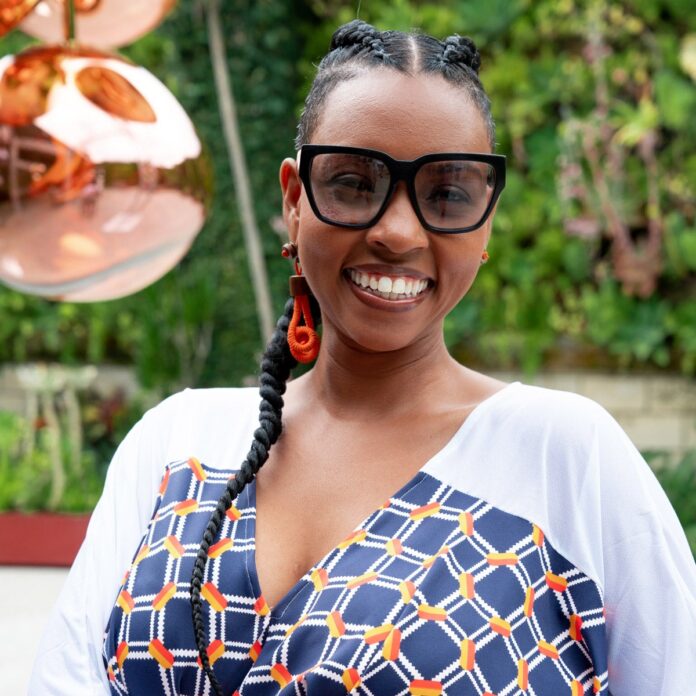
top-left (1, 364), bottom-right (694, 455)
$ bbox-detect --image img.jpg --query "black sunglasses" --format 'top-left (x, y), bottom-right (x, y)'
top-left (298, 145), bottom-right (506, 234)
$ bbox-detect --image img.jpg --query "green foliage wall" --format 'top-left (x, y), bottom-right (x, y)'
top-left (305, 0), bottom-right (695, 375)
top-left (0, 0), bottom-right (694, 389)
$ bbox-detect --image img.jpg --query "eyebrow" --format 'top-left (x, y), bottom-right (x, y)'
top-left (424, 161), bottom-right (486, 176)
top-left (316, 154), bottom-right (387, 167)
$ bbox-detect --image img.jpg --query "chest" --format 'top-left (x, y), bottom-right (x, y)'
top-left (253, 412), bottom-right (472, 609)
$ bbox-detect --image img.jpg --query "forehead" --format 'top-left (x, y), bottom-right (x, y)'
top-left (310, 70), bottom-right (490, 157)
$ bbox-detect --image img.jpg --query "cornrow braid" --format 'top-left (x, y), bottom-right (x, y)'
top-left (190, 296), bottom-right (321, 695)
top-left (296, 20), bottom-right (496, 150)
top-left (440, 35), bottom-right (481, 74)
top-left (330, 19), bottom-right (388, 60)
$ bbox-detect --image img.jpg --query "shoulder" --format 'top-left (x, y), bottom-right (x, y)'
top-left (143, 385), bottom-right (260, 421)
top-left (139, 386), bottom-right (260, 435)
top-left (487, 380), bottom-right (619, 440)
top-left (486, 380), bottom-right (661, 508)
top-left (428, 380), bottom-right (674, 586)
top-left (431, 379), bottom-right (630, 498)
top-left (496, 383), bottom-right (665, 513)
top-left (135, 387), bottom-right (261, 470)
top-left (461, 381), bottom-right (628, 472)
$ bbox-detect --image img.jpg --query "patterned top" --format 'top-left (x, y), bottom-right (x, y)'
top-left (103, 458), bottom-right (607, 695)
top-left (29, 384), bottom-right (696, 695)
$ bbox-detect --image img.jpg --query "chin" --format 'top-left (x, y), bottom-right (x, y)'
top-left (337, 323), bottom-right (433, 355)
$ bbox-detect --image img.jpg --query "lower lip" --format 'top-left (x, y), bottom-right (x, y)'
top-left (345, 275), bottom-right (431, 312)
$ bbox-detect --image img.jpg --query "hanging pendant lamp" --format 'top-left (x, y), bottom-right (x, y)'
top-left (20, 0), bottom-right (176, 48)
top-left (0, 42), bottom-right (211, 301)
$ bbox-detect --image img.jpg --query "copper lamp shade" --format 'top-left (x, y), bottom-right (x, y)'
top-left (0, 45), bottom-right (210, 301)
top-left (20, 0), bottom-right (176, 48)
top-left (0, 0), bottom-right (41, 37)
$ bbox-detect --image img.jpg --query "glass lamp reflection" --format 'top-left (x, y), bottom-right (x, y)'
top-left (20, 0), bottom-right (176, 49)
top-left (0, 46), bottom-right (210, 301)
top-left (0, 0), bottom-right (41, 37)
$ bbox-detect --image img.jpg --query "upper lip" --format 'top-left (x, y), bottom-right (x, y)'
top-left (344, 264), bottom-right (434, 282)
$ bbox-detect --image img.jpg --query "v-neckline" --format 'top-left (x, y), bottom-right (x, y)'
top-left (244, 381), bottom-right (519, 619)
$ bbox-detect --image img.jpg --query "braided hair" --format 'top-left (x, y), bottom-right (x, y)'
top-left (296, 19), bottom-right (495, 149)
top-left (190, 297), bottom-right (321, 694)
top-left (191, 19), bottom-right (493, 695)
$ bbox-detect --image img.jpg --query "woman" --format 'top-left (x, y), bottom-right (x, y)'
top-left (30, 20), bottom-right (696, 696)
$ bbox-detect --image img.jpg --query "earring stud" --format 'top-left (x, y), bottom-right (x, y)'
top-left (281, 242), bottom-right (298, 259)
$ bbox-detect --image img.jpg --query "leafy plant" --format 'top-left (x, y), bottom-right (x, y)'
top-left (0, 380), bottom-right (145, 513)
top-left (304, 0), bottom-right (696, 377)
top-left (0, 409), bottom-right (100, 512)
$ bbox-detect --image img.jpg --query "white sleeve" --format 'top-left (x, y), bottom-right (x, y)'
top-left (27, 391), bottom-right (186, 695)
top-left (596, 415), bottom-right (696, 695)
top-left (421, 383), bottom-right (696, 695)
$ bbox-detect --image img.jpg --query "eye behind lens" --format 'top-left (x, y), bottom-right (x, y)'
top-left (310, 152), bottom-right (390, 225)
top-left (415, 161), bottom-right (494, 231)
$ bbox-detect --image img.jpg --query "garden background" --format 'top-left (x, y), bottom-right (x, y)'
top-left (0, 0), bottom-right (694, 554)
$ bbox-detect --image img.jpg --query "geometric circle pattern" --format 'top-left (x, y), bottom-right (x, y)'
top-left (104, 457), bottom-right (608, 695)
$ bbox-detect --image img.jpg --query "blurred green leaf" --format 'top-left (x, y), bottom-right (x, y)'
top-left (655, 70), bottom-right (696, 130)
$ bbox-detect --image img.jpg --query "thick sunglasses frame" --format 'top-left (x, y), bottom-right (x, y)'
top-left (298, 145), bottom-right (506, 234)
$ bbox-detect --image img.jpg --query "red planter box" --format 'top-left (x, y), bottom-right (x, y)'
top-left (0, 512), bottom-right (91, 566)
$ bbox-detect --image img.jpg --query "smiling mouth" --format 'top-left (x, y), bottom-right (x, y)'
top-left (346, 269), bottom-right (431, 301)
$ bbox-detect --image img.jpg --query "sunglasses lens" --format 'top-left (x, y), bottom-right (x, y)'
top-left (415, 160), bottom-right (496, 231)
top-left (309, 153), bottom-right (390, 225)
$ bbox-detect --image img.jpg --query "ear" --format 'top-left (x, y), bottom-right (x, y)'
top-left (279, 157), bottom-right (302, 243)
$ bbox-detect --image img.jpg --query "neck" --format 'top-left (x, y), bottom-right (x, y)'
top-left (295, 323), bottom-right (466, 420)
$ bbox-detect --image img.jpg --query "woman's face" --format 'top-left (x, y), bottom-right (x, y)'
top-left (280, 69), bottom-right (495, 355)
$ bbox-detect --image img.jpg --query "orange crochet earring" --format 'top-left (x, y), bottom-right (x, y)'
top-left (481, 249), bottom-right (490, 264)
top-left (281, 243), bottom-right (320, 363)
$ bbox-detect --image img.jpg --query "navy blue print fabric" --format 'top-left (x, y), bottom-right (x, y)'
top-left (103, 457), bottom-right (608, 695)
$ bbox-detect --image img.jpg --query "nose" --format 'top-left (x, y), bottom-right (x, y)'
top-left (364, 182), bottom-right (429, 256)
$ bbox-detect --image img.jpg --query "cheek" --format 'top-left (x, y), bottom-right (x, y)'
top-left (435, 239), bottom-right (486, 296)
top-left (439, 262), bottom-right (480, 312)
top-left (295, 198), bottom-right (332, 262)
top-left (295, 225), bottom-right (342, 302)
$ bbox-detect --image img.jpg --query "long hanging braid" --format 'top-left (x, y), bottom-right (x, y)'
top-left (191, 18), bottom-right (495, 694)
top-left (190, 295), bottom-right (319, 695)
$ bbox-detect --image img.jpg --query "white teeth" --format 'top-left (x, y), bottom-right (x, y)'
top-left (348, 270), bottom-right (430, 300)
